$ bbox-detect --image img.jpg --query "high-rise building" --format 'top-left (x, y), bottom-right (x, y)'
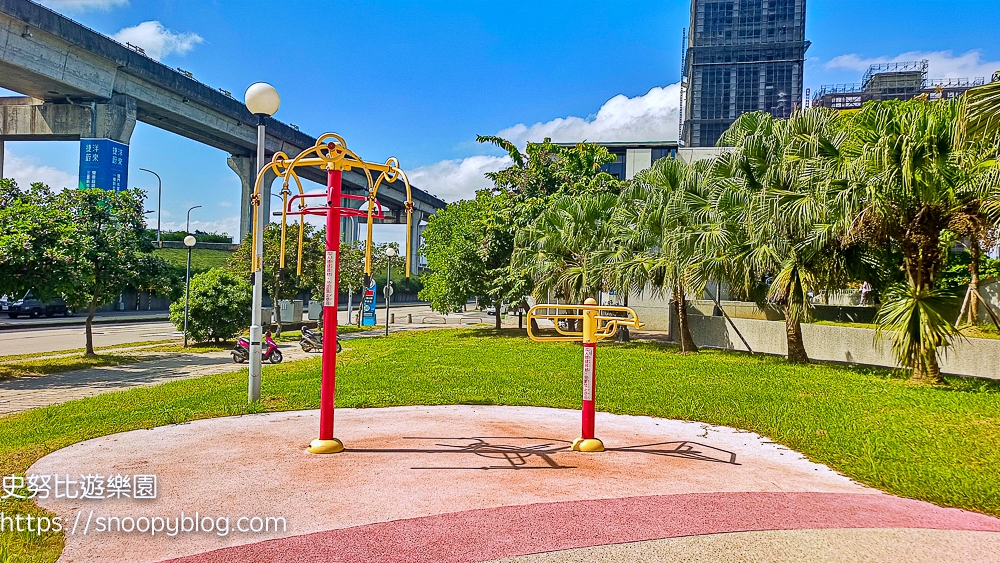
top-left (680, 0), bottom-right (809, 147)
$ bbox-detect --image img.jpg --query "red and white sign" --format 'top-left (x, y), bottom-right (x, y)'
top-left (324, 251), bottom-right (338, 307)
top-left (582, 345), bottom-right (595, 401)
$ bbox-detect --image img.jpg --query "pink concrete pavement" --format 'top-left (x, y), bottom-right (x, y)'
top-left (27, 406), bottom-right (1000, 563)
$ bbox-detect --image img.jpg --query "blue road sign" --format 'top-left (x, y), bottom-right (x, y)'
top-left (79, 138), bottom-right (129, 191)
top-left (361, 277), bottom-right (378, 327)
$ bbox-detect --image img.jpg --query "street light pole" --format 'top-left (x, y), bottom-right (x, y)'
top-left (244, 82), bottom-right (280, 403)
top-left (186, 205), bottom-right (202, 235)
top-left (385, 247), bottom-right (395, 337)
top-left (139, 168), bottom-right (162, 248)
top-left (183, 235), bottom-right (197, 347)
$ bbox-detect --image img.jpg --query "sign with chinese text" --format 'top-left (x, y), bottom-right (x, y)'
top-left (79, 138), bottom-right (129, 192)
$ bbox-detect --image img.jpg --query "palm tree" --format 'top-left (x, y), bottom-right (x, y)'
top-left (704, 108), bottom-right (847, 363)
top-left (835, 98), bottom-right (981, 383)
top-left (514, 193), bottom-right (619, 306)
top-left (620, 157), bottom-right (710, 352)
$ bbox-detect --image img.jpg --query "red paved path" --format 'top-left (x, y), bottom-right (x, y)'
top-left (161, 492), bottom-right (1000, 563)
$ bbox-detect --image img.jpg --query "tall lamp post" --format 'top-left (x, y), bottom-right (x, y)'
top-left (384, 247), bottom-right (395, 336)
top-left (244, 82), bottom-right (280, 403)
top-left (139, 168), bottom-right (162, 247)
top-left (186, 205), bottom-right (202, 234)
top-left (183, 235), bottom-right (197, 347)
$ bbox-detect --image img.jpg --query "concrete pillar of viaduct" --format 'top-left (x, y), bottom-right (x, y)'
top-left (0, 95), bottom-right (138, 183)
top-left (228, 155), bottom-right (276, 242)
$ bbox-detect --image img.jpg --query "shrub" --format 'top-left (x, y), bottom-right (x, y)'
top-left (169, 268), bottom-right (251, 343)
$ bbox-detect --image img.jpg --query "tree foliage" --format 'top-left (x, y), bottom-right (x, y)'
top-left (0, 180), bottom-right (82, 301)
top-left (421, 137), bottom-right (626, 328)
top-left (170, 267), bottom-right (252, 343)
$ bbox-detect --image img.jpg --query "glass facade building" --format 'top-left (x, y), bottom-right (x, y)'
top-left (681, 0), bottom-right (809, 147)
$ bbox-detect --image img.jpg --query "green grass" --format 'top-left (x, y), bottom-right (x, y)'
top-left (0, 354), bottom-right (145, 380)
top-left (2, 328), bottom-right (1000, 562)
top-left (0, 340), bottom-right (177, 363)
top-left (153, 247), bottom-right (232, 274)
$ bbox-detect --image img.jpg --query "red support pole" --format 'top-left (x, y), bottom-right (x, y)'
top-left (581, 342), bottom-right (596, 440)
top-left (311, 168), bottom-right (343, 453)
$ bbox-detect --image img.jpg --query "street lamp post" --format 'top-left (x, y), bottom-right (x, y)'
top-left (139, 168), bottom-right (162, 247)
top-left (183, 235), bottom-right (197, 347)
top-left (244, 82), bottom-right (280, 403)
top-left (186, 205), bottom-right (202, 235)
top-left (384, 247), bottom-right (395, 337)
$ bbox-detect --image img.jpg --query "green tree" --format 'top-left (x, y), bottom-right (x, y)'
top-left (0, 180), bottom-right (82, 302)
top-left (170, 267), bottom-right (252, 343)
top-left (515, 193), bottom-right (618, 305)
top-left (620, 158), bottom-right (711, 353)
top-left (705, 109), bottom-right (850, 363)
top-left (421, 137), bottom-right (626, 330)
top-left (230, 223), bottom-right (323, 334)
top-left (836, 99), bottom-right (984, 382)
top-left (59, 188), bottom-right (153, 355)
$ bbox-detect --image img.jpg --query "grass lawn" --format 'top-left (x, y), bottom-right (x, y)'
top-left (2, 328), bottom-right (999, 561)
top-left (152, 248), bottom-right (233, 274)
top-left (0, 340), bottom-right (177, 363)
top-left (0, 354), bottom-right (144, 380)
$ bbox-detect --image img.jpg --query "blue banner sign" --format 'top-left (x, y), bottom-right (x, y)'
top-left (361, 277), bottom-right (378, 326)
top-left (79, 138), bottom-right (129, 192)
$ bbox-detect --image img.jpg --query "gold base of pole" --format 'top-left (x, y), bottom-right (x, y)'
top-left (571, 437), bottom-right (605, 453)
top-left (308, 438), bottom-right (345, 454)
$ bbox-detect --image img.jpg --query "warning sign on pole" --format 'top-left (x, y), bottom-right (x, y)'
top-left (582, 345), bottom-right (595, 401)
top-left (324, 250), bottom-right (337, 307)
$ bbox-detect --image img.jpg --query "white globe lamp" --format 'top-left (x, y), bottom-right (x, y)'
top-left (244, 82), bottom-right (280, 117)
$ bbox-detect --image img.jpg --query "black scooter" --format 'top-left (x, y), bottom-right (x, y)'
top-left (300, 327), bottom-right (342, 353)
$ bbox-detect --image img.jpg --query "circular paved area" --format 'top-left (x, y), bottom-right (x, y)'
top-left (29, 406), bottom-right (1000, 563)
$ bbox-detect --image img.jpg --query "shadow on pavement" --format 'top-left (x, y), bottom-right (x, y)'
top-left (345, 435), bottom-right (738, 470)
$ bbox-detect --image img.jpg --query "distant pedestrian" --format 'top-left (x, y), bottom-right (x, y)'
top-left (860, 281), bottom-right (872, 306)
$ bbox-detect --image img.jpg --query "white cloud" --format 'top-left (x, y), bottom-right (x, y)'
top-left (3, 153), bottom-right (77, 190)
top-left (38, 0), bottom-right (129, 12)
top-left (408, 155), bottom-right (511, 202)
top-left (407, 84), bottom-right (682, 202)
top-left (826, 50), bottom-right (1000, 80)
top-left (497, 83), bottom-right (682, 147)
top-left (112, 21), bottom-right (204, 61)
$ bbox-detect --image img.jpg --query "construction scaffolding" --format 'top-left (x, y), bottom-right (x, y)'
top-left (680, 0), bottom-right (809, 147)
top-left (812, 60), bottom-right (986, 110)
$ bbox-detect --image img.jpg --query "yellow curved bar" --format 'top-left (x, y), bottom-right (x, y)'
top-left (526, 303), bottom-right (643, 343)
top-left (250, 159), bottom-right (290, 272)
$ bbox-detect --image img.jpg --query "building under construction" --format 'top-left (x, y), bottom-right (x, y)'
top-left (680, 0), bottom-right (809, 147)
top-left (811, 60), bottom-right (986, 110)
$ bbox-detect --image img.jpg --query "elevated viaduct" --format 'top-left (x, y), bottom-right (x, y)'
top-left (0, 0), bottom-right (444, 273)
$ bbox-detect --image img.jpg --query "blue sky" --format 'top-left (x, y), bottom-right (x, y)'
top-left (5, 0), bottom-right (1000, 243)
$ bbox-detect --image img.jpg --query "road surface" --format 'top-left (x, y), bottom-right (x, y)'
top-left (0, 321), bottom-right (181, 357)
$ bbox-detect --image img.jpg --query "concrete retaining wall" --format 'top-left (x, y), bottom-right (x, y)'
top-left (686, 314), bottom-right (1000, 380)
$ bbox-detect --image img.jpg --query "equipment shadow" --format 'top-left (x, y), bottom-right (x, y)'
top-left (345, 436), bottom-right (738, 470)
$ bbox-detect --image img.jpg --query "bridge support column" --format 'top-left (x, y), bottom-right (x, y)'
top-left (0, 95), bottom-right (137, 144)
top-left (229, 155), bottom-right (276, 242)
top-left (0, 139), bottom-right (4, 179)
top-left (409, 212), bottom-right (426, 275)
top-left (341, 196), bottom-right (362, 245)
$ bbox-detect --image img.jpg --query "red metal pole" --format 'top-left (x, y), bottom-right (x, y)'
top-left (318, 169), bottom-right (342, 442)
top-left (581, 342), bottom-right (596, 440)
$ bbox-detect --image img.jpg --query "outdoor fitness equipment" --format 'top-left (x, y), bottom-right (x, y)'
top-left (248, 133), bottom-right (413, 454)
top-left (527, 298), bottom-right (643, 452)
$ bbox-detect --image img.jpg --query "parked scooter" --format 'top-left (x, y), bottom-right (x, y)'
top-left (300, 327), bottom-right (342, 354)
top-left (232, 331), bottom-right (283, 364)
